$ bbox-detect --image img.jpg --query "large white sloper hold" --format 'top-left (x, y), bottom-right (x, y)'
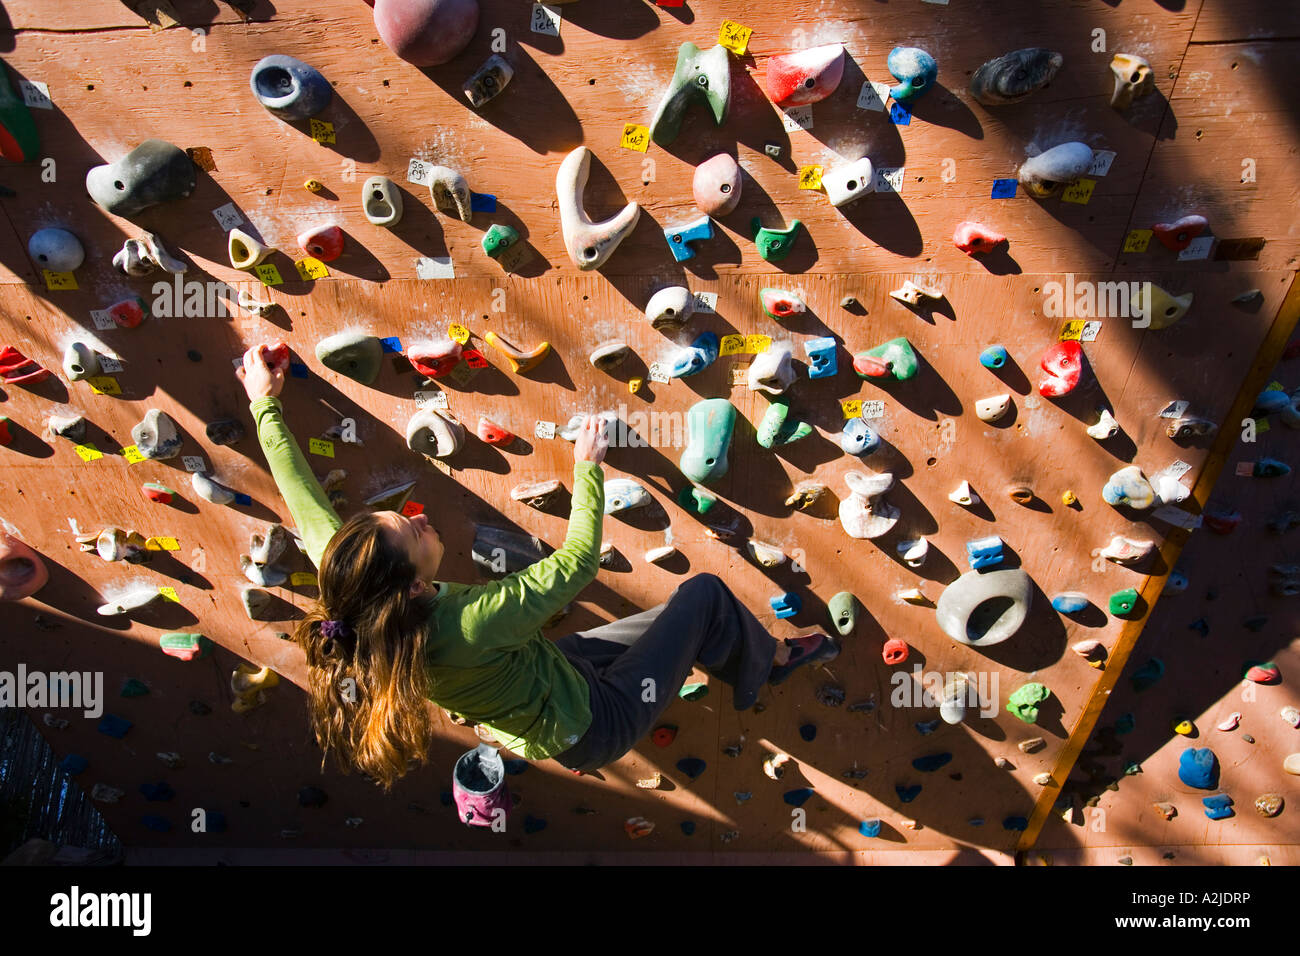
top-left (557, 146), bottom-right (641, 270)
top-left (838, 470), bottom-right (899, 539)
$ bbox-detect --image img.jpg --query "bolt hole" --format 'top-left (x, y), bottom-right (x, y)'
top-left (183, 80), bottom-right (192, 88)
top-left (86, 84), bottom-right (94, 90)
top-left (926, 457), bottom-right (937, 467)
top-left (1231, 62), bottom-right (1239, 70)
top-left (1195, 129), bottom-right (1204, 139)
top-left (588, 78), bottom-right (596, 85)
top-left (720, 183), bottom-right (731, 193)
top-left (114, 180), bottom-right (125, 190)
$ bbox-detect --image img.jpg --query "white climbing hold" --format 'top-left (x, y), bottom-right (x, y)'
top-left (898, 538), bottom-right (929, 567)
top-left (1072, 639), bottom-right (1104, 658)
top-left (192, 472), bottom-right (236, 505)
top-left (1281, 706), bottom-right (1300, 729)
top-left (645, 545), bottom-right (678, 564)
top-left (890, 280), bottom-right (943, 306)
top-left (746, 540), bottom-right (786, 567)
top-left (897, 587), bottom-right (929, 605)
top-left (1216, 712), bottom-right (1241, 732)
top-left (557, 146), bottom-right (641, 271)
top-left (949, 480), bottom-right (980, 507)
top-left (838, 470), bottom-right (899, 539)
top-left (975, 394), bottom-right (1012, 423)
top-left (1099, 535), bottom-right (1156, 566)
top-left (1087, 409), bottom-right (1120, 439)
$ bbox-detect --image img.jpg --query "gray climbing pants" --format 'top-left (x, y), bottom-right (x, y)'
top-left (552, 573), bottom-right (779, 773)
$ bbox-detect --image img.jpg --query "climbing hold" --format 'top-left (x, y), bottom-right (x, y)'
top-left (1130, 658), bottom-right (1164, 691)
top-left (746, 540), bottom-right (786, 569)
top-left (62, 342), bottom-right (101, 382)
top-left (979, 345), bottom-right (1008, 370)
top-left (751, 217), bottom-right (802, 262)
top-left (304, 178), bottom-right (324, 192)
top-left (898, 538), bottom-right (929, 568)
top-left (882, 638), bottom-right (909, 665)
top-left (559, 411), bottom-right (617, 442)
top-left (1018, 142), bottom-right (1093, 199)
top-left (0, 60), bottom-right (39, 161)
top-left (472, 525), bottom-right (551, 575)
top-left (604, 478), bottom-right (650, 515)
top-left (557, 146), bottom-right (640, 270)
top-left (651, 725), bottom-right (677, 748)
top-left (757, 399), bottom-right (812, 448)
top-left (159, 632), bottom-right (213, 661)
top-left (132, 409), bottom-right (183, 460)
top-left (838, 471), bottom-right (898, 539)
top-left (1202, 508), bottom-right (1242, 534)
top-left (645, 545), bottom-right (678, 565)
top-left (1100, 535), bottom-right (1156, 567)
top-left (1255, 793), bottom-right (1284, 817)
top-left (783, 787), bottom-right (816, 809)
top-left (1102, 465), bottom-right (1156, 509)
top-left (1109, 53), bottom-right (1154, 110)
top-left (890, 280), bottom-right (943, 306)
top-left (748, 343), bottom-right (796, 395)
top-left (1071, 640), bottom-right (1105, 664)
top-left (895, 784), bottom-right (922, 803)
top-left (407, 339), bottom-right (462, 379)
top-left (28, 228), bottom-right (84, 273)
top-left (1178, 748), bottom-right (1219, 790)
top-left (361, 176), bottom-right (403, 228)
top-left (371, 0), bottom-right (478, 66)
top-left (663, 215), bottom-right (713, 262)
top-left (297, 223), bottom-right (344, 262)
top-left (1007, 682), bottom-right (1049, 724)
top-left (1131, 283), bottom-right (1193, 330)
top-left (858, 819), bottom-right (882, 838)
top-left (1173, 719), bottom-right (1195, 736)
top-left (79, 528), bottom-right (150, 564)
top-left (668, 331), bottom-right (719, 379)
top-left (1163, 569), bottom-right (1188, 593)
top-left (96, 586), bottom-right (163, 616)
top-left (142, 481), bottom-right (175, 504)
top-left (510, 479), bottom-right (562, 510)
top-left (785, 481), bottom-right (827, 511)
top-left (1287, 755), bottom-right (1300, 775)
top-left (228, 228), bottom-right (272, 270)
top-left (50, 412), bottom-right (88, 442)
top-left (0, 416), bottom-right (10, 445)
top-left (407, 408), bottom-right (465, 459)
top-left (948, 480), bottom-right (980, 507)
top-left (192, 472), bottom-right (236, 505)
top-left (107, 296), bottom-right (149, 329)
top-left (1254, 458), bottom-right (1291, 477)
top-left (912, 752), bottom-right (952, 773)
top-left (1037, 340), bottom-right (1083, 396)
top-left (804, 337), bottom-right (837, 379)
top-left (1215, 712), bottom-right (1242, 732)
top-left (840, 417), bottom-right (880, 456)
top-left (1053, 593), bottom-right (1091, 616)
top-left (427, 165), bottom-right (472, 222)
top-left (480, 223), bottom-right (519, 260)
top-left (822, 157), bottom-right (875, 207)
top-left (692, 153), bottom-right (742, 217)
top-left (484, 331), bottom-right (550, 374)
top-left (645, 286), bottom-right (695, 333)
top-left (1166, 415), bottom-right (1217, 441)
top-left (952, 222), bottom-right (1006, 255)
top-left (760, 288), bottom-right (807, 321)
top-left (827, 592), bottom-right (858, 636)
top-left (677, 485), bottom-right (717, 515)
top-left (589, 342), bottom-right (630, 374)
top-left (676, 757), bottom-right (707, 780)
top-left (1086, 409), bottom-right (1120, 440)
top-left (649, 42), bottom-right (730, 147)
top-left (966, 535), bottom-right (1005, 570)
top-left (897, 588), bottom-right (930, 605)
top-left (680, 399), bottom-right (736, 484)
top-left (1152, 215), bottom-right (1207, 252)
top-left (86, 140), bottom-right (195, 217)
top-left (975, 395), bottom-right (1012, 423)
top-left (249, 54), bottom-right (332, 120)
top-left (969, 48), bottom-right (1063, 105)
top-left (464, 53), bottom-right (513, 107)
top-left (0, 532), bottom-right (48, 601)
top-left (0, 346), bottom-right (50, 385)
top-left (936, 568), bottom-right (1033, 647)
top-left (940, 675), bottom-right (972, 725)
top-left (316, 332), bottom-right (383, 385)
top-left (766, 43), bottom-right (845, 107)
top-left (1109, 587), bottom-right (1139, 616)
top-left (887, 46), bottom-right (938, 102)
top-left (1006, 485), bottom-right (1034, 506)
top-left (113, 232), bottom-right (187, 276)
top-left (232, 663), bottom-right (279, 714)
top-left (853, 337), bottom-right (918, 381)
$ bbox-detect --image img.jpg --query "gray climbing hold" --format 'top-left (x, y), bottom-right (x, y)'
top-left (605, 478), bottom-right (651, 515)
top-left (240, 554), bottom-right (287, 587)
top-left (249, 524), bottom-right (292, 566)
top-left (48, 414), bottom-right (86, 443)
top-left (86, 140), bottom-right (196, 217)
top-left (29, 227), bottom-right (85, 272)
top-left (132, 409), bottom-right (183, 460)
top-left (241, 587), bottom-right (273, 621)
top-left (63, 342), bottom-right (100, 381)
top-left (315, 331), bottom-right (384, 385)
top-left (472, 525), bottom-right (552, 575)
top-left (361, 176), bottom-right (403, 227)
top-left (936, 568), bottom-right (1033, 646)
top-left (406, 408), bottom-right (465, 458)
top-left (969, 48), bottom-right (1063, 106)
top-left (192, 472), bottom-right (236, 505)
top-left (249, 54), bottom-right (333, 120)
top-left (205, 419), bottom-right (244, 445)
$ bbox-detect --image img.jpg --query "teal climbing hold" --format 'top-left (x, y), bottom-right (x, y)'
top-left (784, 788), bottom-right (815, 807)
top-left (120, 678), bottom-right (150, 697)
top-left (1130, 658), bottom-right (1164, 692)
top-left (680, 398), bottom-right (736, 484)
top-left (896, 784), bottom-right (922, 803)
top-left (1123, 760), bottom-right (1142, 775)
top-left (677, 757), bottom-right (707, 780)
top-left (757, 399), bottom-right (813, 448)
top-left (979, 345), bottom-right (1008, 369)
top-left (1007, 683), bottom-right (1050, 723)
top-left (1178, 748), bottom-right (1218, 789)
top-left (1202, 794), bottom-right (1233, 820)
top-left (679, 683), bottom-right (709, 701)
top-left (799, 723), bottom-right (817, 741)
top-left (1115, 713), bottom-right (1136, 734)
top-left (859, 819), bottom-right (882, 837)
top-left (912, 752), bottom-right (953, 773)
top-left (677, 485), bottom-right (717, 514)
top-left (315, 331), bottom-right (384, 385)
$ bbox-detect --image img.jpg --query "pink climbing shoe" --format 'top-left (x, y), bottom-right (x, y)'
top-left (768, 632), bottom-right (839, 686)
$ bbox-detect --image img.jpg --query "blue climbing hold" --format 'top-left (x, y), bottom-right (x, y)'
top-left (1254, 390), bottom-right (1291, 416)
top-left (805, 336), bottom-right (838, 379)
top-left (59, 754), bottom-right (88, 775)
top-left (966, 535), bottom-right (1005, 570)
top-left (980, 345), bottom-right (1009, 369)
top-left (1002, 816), bottom-right (1028, 831)
top-left (141, 815), bottom-right (172, 833)
top-left (840, 417), bottom-right (880, 456)
top-left (896, 783), bottom-right (922, 803)
top-left (677, 757), bottom-right (707, 780)
top-left (668, 331), bottom-right (720, 378)
top-left (799, 723), bottom-right (817, 741)
top-left (968, 817), bottom-right (985, 827)
top-left (915, 719), bottom-right (941, 735)
top-left (503, 759), bottom-right (528, 775)
top-left (1179, 748), bottom-right (1219, 789)
top-left (664, 215), bottom-right (713, 262)
top-left (1188, 618), bottom-right (1209, 637)
top-left (1202, 794), bottom-right (1234, 820)
top-left (140, 781), bottom-right (174, 801)
top-left (97, 714), bottom-right (132, 738)
top-left (770, 591), bottom-right (801, 619)
top-left (523, 815), bottom-right (548, 834)
top-left (1130, 658), bottom-right (1164, 692)
top-left (681, 821), bottom-right (697, 836)
top-left (1051, 593), bottom-right (1090, 614)
top-left (784, 788), bottom-right (815, 807)
top-left (912, 752), bottom-right (953, 773)
top-left (859, 819), bottom-right (882, 837)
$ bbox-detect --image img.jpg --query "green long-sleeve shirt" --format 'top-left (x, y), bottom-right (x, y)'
top-left (251, 396), bottom-right (600, 760)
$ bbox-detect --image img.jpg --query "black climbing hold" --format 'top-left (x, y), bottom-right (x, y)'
top-left (1002, 816), bottom-right (1028, 831)
top-left (1188, 618), bottom-right (1209, 636)
top-left (676, 757), bottom-right (707, 780)
top-left (298, 786), bottom-right (328, 808)
top-left (912, 752), bottom-right (953, 773)
top-left (189, 700), bottom-right (212, 715)
top-left (187, 349), bottom-right (202, 362)
top-left (896, 784), bottom-right (922, 803)
top-left (799, 723), bottom-right (817, 741)
top-left (783, 788), bottom-right (815, 807)
top-left (915, 719), bottom-right (941, 735)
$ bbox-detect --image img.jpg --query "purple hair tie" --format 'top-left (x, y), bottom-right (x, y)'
top-left (320, 619), bottom-right (354, 642)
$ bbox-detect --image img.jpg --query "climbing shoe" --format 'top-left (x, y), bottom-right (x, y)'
top-left (768, 633), bottom-right (839, 686)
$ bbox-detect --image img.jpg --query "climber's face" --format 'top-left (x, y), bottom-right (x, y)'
top-left (377, 510), bottom-right (444, 587)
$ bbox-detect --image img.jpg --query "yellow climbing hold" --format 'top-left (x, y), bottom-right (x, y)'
top-left (1173, 719), bottom-right (1194, 735)
top-left (628, 377), bottom-right (643, 394)
top-left (1062, 489), bottom-right (1077, 506)
top-left (303, 178), bottom-right (324, 193)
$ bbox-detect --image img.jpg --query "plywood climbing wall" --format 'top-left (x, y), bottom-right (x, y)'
top-left (1, 0), bottom-right (1297, 860)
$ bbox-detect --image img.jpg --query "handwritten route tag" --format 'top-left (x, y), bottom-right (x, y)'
top-left (1061, 178), bottom-right (1096, 204)
top-left (255, 263), bottom-right (283, 286)
top-left (534, 420), bottom-right (556, 439)
top-left (744, 334), bottom-right (771, 354)
top-left (407, 158), bottom-right (432, 186)
top-left (448, 323), bottom-right (471, 344)
top-left (530, 3), bottom-right (561, 36)
top-left (862, 400), bottom-right (885, 419)
top-left (798, 165), bottom-right (824, 190)
top-left (842, 399), bottom-right (863, 419)
top-left (43, 270), bottom-right (77, 291)
top-left (308, 438), bottom-right (335, 458)
top-left (212, 203), bottom-right (243, 230)
top-left (1123, 229), bottom-right (1153, 253)
top-left (718, 20), bottom-right (752, 56)
top-left (719, 334), bottom-right (745, 356)
top-left (74, 444), bottom-right (103, 462)
top-left (620, 124), bottom-right (650, 152)
top-left (857, 81), bottom-right (889, 112)
top-left (296, 258), bottom-right (329, 280)
top-left (309, 119), bottom-right (335, 144)
top-left (782, 106), bottom-right (813, 132)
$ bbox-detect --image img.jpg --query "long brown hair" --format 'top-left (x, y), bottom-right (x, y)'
top-left (294, 512), bottom-right (436, 790)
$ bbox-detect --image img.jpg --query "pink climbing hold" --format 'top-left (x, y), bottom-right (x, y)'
top-left (476, 417), bottom-right (514, 445)
top-left (372, 0), bottom-right (480, 67)
top-left (297, 224), bottom-right (344, 262)
top-left (1037, 340), bottom-right (1083, 397)
top-left (1216, 712), bottom-right (1241, 731)
top-left (0, 531), bottom-right (48, 601)
top-left (952, 221), bottom-right (1006, 255)
top-left (882, 638), bottom-right (909, 665)
top-left (407, 339), bottom-right (463, 378)
top-left (108, 296), bottom-right (148, 329)
top-left (692, 153), bottom-right (742, 217)
top-left (1151, 215), bottom-right (1207, 252)
top-left (765, 44), bottom-right (846, 107)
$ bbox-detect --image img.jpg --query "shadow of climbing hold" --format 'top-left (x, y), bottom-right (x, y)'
top-left (316, 331), bottom-right (383, 385)
top-left (250, 54), bottom-right (332, 120)
top-left (1179, 748), bottom-right (1219, 789)
top-left (1007, 682), bottom-right (1049, 723)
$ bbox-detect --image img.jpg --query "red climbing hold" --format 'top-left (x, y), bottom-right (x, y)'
top-left (142, 482), bottom-right (174, 504)
top-left (108, 296), bottom-right (148, 329)
top-left (1151, 215), bottom-right (1207, 252)
top-left (765, 44), bottom-right (846, 108)
top-left (260, 342), bottom-right (290, 373)
top-left (0, 346), bottom-right (50, 385)
top-left (476, 417), bottom-right (514, 446)
top-left (297, 224), bottom-right (345, 262)
top-left (652, 725), bottom-right (677, 747)
top-left (852, 353), bottom-right (891, 378)
top-left (0, 416), bottom-right (11, 445)
top-left (1203, 508), bottom-right (1242, 534)
top-left (882, 638), bottom-right (909, 665)
top-left (408, 340), bottom-right (463, 379)
top-left (1037, 340), bottom-right (1083, 397)
top-left (952, 221), bottom-right (1006, 255)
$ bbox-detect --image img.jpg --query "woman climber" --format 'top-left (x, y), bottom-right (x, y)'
top-left (238, 342), bottom-right (839, 788)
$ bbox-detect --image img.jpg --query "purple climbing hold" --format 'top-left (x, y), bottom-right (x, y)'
top-left (677, 757), bottom-right (707, 780)
top-left (896, 783), bottom-right (922, 803)
top-left (912, 752), bottom-right (953, 773)
top-left (1178, 748), bottom-right (1219, 790)
top-left (784, 788), bottom-right (815, 807)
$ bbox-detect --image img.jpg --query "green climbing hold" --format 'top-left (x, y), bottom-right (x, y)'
top-left (120, 678), bottom-right (150, 698)
top-left (481, 223), bottom-right (519, 259)
top-left (0, 60), bottom-right (40, 163)
top-left (828, 591), bottom-right (858, 636)
top-left (853, 337), bottom-right (919, 381)
top-left (677, 485), bottom-right (717, 514)
top-left (756, 399), bottom-right (812, 449)
top-left (1109, 587), bottom-right (1139, 616)
top-left (159, 632), bottom-right (213, 661)
top-left (1007, 682), bottom-right (1050, 723)
top-left (315, 331), bottom-right (384, 386)
top-left (680, 399), bottom-right (736, 484)
top-left (752, 217), bottom-right (802, 262)
top-left (679, 682), bottom-right (709, 701)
